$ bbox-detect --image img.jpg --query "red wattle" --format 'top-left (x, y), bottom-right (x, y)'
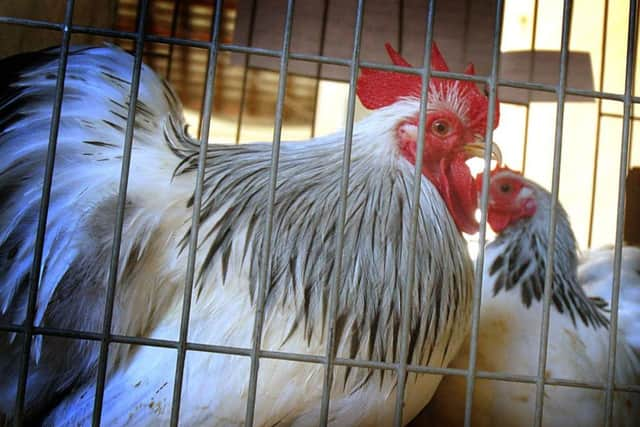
top-left (440, 154), bottom-right (479, 234)
top-left (487, 210), bottom-right (511, 233)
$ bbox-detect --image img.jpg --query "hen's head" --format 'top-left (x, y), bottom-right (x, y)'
top-left (357, 43), bottom-right (501, 234)
top-left (476, 167), bottom-right (538, 233)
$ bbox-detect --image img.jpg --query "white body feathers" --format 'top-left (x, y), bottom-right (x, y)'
top-left (419, 242), bottom-right (640, 427)
top-left (579, 246), bottom-right (640, 357)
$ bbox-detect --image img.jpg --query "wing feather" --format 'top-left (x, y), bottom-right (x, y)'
top-left (0, 45), bottom-right (187, 420)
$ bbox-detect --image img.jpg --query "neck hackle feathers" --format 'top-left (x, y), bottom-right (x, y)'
top-left (356, 42), bottom-right (499, 133)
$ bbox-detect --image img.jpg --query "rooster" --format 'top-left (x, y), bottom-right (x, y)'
top-left (0, 42), bottom-right (500, 425)
top-left (416, 168), bottom-right (640, 427)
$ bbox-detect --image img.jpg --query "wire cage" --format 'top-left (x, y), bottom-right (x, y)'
top-left (0, 0), bottom-right (639, 426)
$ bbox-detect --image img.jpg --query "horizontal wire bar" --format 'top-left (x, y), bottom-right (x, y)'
top-left (231, 0), bottom-right (258, 144)
top-left (0, 16), bottom-right (63, 30)
top-left (497, 78), bottom-right (628, 101)
top-left (1, 322), bottom-right (638, 393)
top-left (600, 112), bottom-right (640, 120)
top-left (587, 0), bottom-right (612, 248)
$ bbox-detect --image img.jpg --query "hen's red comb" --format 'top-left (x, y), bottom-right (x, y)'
top-left (475, 166), bottom-right (522, 191)
top-left (356, 42), bottom-right (500, 132)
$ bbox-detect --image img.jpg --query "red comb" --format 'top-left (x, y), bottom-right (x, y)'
top-left (356, 43), bottom-right (422, 110)
top-left (356, 42), bottom-right (500, 131)
top-left (490, 165), bottom-right (520, 176)
top-left (430, 41), bottom-right (451, 73)
top-left (475, 165), bottom-right (522, 191)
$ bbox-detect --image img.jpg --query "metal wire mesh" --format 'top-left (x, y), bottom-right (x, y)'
top-left (91, 1), bottom-right (152, 423)
top-left (317, 0), bottom-right (366, 424)
top-left (169, 1), bottom-right (224, 424)
top-left (603, 1), bottom-right (639, 425)
top-left (11, 2), bottom-right (76, 425)
top-left (532, 1), bottom-right (573, 424)
top-left (0, 0), bottom-right (639, 426)
top-left (463, 2), bottom-right (505, 425)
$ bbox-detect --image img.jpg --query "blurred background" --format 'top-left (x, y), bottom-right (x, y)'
top-left (1, 0), bottom-right (638, 251)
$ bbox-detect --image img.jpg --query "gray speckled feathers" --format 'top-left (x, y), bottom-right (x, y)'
top-left (178, 137), bottom-right (472, 368)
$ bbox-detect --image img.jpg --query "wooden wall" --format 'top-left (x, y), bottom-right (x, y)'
top-left (0, 0), bottom-right (117, 58)
top-left (625, 168), bottom-right (640, 246)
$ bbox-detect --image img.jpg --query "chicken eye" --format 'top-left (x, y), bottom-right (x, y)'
top-left (499, 183), bottom-right (511, 193)
top-left (431, 119), bottom-right (451, 136)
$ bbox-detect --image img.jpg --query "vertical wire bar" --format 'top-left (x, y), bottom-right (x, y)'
top-left (532, 0), bottom-right (573, 425)
top-left (243, 1), bottom-right (296, 425)
top-left (587, 0), bottom-right (611, 248)
top-left (168, 1), bottom-right (224, 425)
top-left (603, 0), bottom-right (638, 424)
top-left (309, 0), bottom-right (330, 139)
top-left (12, 1), bottom-right (76, 424)
top-left (393, 2), bottom-right (437, 425)
top-left (629, 112), bottom-right (636, 171)
top-left (461, 0), bottom-right (472, 61)
top-left (165, 0), bottom-right (183, 80)
top-left (91, 1), bottom-right (150, 425)
top-left (234, 0), bottom-right (258, 144)
top-left (520, 0), bottom-right (540, 174)
top-left (317, 0), bottom-right (366, 423)
top-left (630, 33), bottom-right (639, 161)
top-left (397, 0), bottom-right (404, 52)
top-left (462, 2), bottom-right (505, 426)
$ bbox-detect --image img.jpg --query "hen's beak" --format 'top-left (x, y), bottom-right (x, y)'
top-left (463, 139), bottom-right (502, 165)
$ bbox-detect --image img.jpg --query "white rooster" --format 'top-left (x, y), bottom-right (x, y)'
top-left (417, 167), bottom-right (640, 427)
top-left (0, 43), bottom-right (500, 425)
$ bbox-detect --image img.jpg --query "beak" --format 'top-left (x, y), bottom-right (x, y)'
top-left (463, 139), bottom-right (502, 165)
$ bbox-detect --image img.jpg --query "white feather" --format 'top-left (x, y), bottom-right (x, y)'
top-left (579, 246), bottom-right (640, 356)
